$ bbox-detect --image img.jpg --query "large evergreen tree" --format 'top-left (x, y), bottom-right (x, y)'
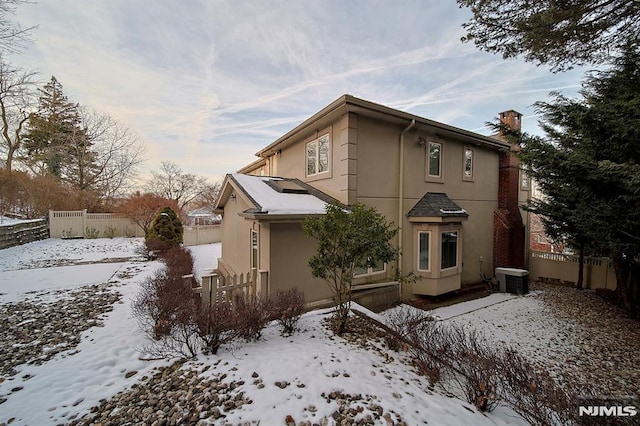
top-left (23, 76), bottom-right (86, 178)
top-left (519, 45), bottom-right (640, 313)
top-left (21, 77), bottom-right (143, 205)
top-left (458, 0), bottom-right (639, 71)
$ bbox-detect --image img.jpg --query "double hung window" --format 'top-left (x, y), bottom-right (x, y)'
top-left (306, 134), bottom-right (329, 177)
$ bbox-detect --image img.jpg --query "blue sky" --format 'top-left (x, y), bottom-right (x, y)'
top-left (11, 0), bottom-right (587, 183)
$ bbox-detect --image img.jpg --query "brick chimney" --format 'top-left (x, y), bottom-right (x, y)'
top-left (499, 110), bottom-right (522, 132)
top-left (493, 110), bottom-right (526, 270)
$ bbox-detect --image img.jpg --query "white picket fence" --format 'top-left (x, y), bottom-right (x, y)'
top-left (48, 210), bottom-right (221, 246)
top-left (49, 210), bottom-right (144, 238)
top-left (193, 268), bottom-right (270, 308)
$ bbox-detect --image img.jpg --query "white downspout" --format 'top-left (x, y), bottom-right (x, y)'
top-left (398, 119), bottom-right (415, 297)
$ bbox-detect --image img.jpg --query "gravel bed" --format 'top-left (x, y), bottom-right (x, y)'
top-left (69, 319), bottom-right (409, 426)
top-left (3, 276), bottom-right (637, 424)
top-left (68, 361), bottom-right (249, 426)
top-left (0, 284), bottom-right (122, 378)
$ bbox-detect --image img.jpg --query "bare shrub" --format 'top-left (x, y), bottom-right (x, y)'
top-left (384, 305), bottom-right (578, 419)
top-left (270, 288), bottom-right (305, 335)
top-left (131, 268), bottom-right (200, 358)
top-left (235, 294), bottom-right (272, 341)
top-left (84, 227), bottom-right (100, 239)
top-left (197, 301), bottom-right (238, 355)
top-left (447, 326), bottom-right (501, 412)
top-left (131, 269), bottom-right (164, 333)
top-left (104, 225), bottom-right (117, 239)
top-left (139, 321), bottom-right (200, 360)
top-left (161, 246), bottom-right (194, 279)
top-left (142, 238), bottom-right (167, 259)
top-left (385, 305), bottom-right (443, 384)
top-left (497, 348), bottom-right (580, 425)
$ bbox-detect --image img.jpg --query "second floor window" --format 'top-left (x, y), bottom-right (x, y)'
top-left (428, 141), bottom-right (442, 178)
top-left (306, 134), bottom-right (330, 177)
top-left (464, 148), bottom-right (473, 179)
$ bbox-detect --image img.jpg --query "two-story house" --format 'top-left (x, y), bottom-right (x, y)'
top-left (215, 95), bottom-right (528, 306)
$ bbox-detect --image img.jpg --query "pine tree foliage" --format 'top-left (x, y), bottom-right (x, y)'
top-left (23, 76), bottom-right (84, 178)
top-left (458, 0), bottom-right (640, 71)
top-left (303, 203), bottom-right (397, 335)
top-left (518, 45), bottom-right (640, 313)
top-left (21, 76), bottom-right (144, 202)
top-left (146, 206), bottom-right (184, 251)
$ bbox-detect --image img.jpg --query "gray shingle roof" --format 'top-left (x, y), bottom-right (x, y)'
top-left (407, 192), bottom-right (469, 218)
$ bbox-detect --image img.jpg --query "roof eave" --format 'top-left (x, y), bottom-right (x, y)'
top-left (238, 212), bottom-right (326, 222)
top-left (255, 94), bottom-right (509, 158)
top-left (408, 216), bottom-right (469, 223)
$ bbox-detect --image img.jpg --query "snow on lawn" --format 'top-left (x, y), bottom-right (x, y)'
top-left (1, 238), bottom-right (529, 425)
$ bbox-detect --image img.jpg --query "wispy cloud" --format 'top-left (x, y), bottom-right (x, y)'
top-left (11, 0), bottom-right (587, 182)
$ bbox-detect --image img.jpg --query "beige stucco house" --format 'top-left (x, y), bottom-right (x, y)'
top-left (215, 95), bottom-right (529, 306)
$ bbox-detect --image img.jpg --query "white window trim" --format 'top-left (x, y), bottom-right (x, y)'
top-left (428, 141), bottom-right (442, 177)
top-left (354, 262), bottom-right (387, 277)
top-left (250, 229), bottom-right (258, 269)
top-left (306, 134), bottom-right (330, 177)
top-left (417, 230), bottom-right (431, 272)
top-left (463, 146), bottom-right (474, 181)
top-left (425, 139), bottom-right (444, 183)
top-left (520, 168), bottom-right (530, 191)
top-left (440, 230), bottom-right (459, 271)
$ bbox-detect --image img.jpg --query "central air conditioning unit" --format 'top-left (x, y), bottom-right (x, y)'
top-left (495, 267), bottom-right (529, 295)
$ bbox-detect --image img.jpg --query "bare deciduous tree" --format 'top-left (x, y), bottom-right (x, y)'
top-left (190, 181), bottom-right (221, 210)
top-left (76, 108), bottom-right (146, 200)
top-left (0, 56), bottom-right (36, 170)
top-left (116, 192), bottom-right (179, 236)
top-left (145, 161), bottom-right (211, 211)
top-left (0, 0), bottom-right (36, 54)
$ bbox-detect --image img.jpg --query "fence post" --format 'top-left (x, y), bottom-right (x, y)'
top-left (82, 209), bottom-right (87, 236)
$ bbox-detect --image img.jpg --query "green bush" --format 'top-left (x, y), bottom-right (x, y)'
top-left (145, 207), bottom-right (183, 252)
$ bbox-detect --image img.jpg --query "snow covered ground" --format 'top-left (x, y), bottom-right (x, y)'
top-left (4, 237), bottom-right (635, 424)
top-left (0, 237), bottom-right (534, 425)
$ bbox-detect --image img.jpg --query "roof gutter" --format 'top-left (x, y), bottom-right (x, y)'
top-left (398, 119), bottom-right (415, 294)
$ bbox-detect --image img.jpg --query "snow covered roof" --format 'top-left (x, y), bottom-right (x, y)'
top-left (228, 173), bottom-right (338, 216)
top-left (187, 207), bottom-right (221, 220)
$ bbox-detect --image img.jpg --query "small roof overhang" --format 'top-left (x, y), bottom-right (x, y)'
top-left (407, 192), bottom-right (469, 223)
top-left (215, 173), bottom-right (342, 222)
